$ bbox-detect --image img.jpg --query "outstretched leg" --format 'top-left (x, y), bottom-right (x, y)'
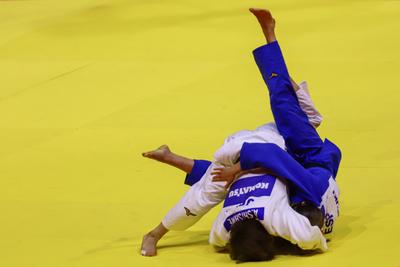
top-left (250, 9), bottom-right (324, 165)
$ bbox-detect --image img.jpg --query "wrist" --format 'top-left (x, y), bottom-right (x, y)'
top-left (233, 163), bottom-right (242, 174)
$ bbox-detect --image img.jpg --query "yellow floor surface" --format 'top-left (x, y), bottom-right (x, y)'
top-left (1, 0), bottom-right (399, 266)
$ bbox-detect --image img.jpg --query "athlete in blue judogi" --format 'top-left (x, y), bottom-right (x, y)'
top-left (212, 8), bottom-right (342, 236)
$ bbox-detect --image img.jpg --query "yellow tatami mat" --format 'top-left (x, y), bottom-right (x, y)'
top-left (1, 0), bottom-right (399, 266)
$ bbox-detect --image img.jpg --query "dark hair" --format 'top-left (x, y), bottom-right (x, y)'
top-left (292, 201), bottom-right (324, 228)
top-left (229, 216), bottom-right (320, 262)
top-left (229, 218), bottom-right (275, 263)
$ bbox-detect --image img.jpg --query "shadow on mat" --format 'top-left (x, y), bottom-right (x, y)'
top-left (329, 200), bottom-right (392, 247)
top-left (71, 200), bottom-right (390, 261)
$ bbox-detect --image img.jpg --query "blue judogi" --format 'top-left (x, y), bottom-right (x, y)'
top-left (184, 41), bottom-right (341, 209)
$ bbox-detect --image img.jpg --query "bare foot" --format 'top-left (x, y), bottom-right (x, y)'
top-left (249, 8), bottom-right (276, 43)
top-left (140, 224), bottom-right (168, 257)
top-left (142, 145), bottom-right (171, 163)
top-left (141, 233), bottom-right (159, 257)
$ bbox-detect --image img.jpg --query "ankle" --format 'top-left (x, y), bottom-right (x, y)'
top-left (263, 29), bottom-right (276, 43)
top-left (146, 231), bottom-right (161, 240)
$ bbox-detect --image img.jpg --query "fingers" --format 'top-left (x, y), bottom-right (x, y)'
top-left (212, 172), bottom-right (224, 182)
top-left (212, 169), bottom-right (227, 182)
top-left (211, 169), bottom-right (233, 189)
top-left (211, 167), bottom-right (234, 189)
top-left (211, 167), bottom-right (223, 176)
top-left (212, 176), bottom-right (225, 182)
top-left (211, 167), bottom-right (224, 173)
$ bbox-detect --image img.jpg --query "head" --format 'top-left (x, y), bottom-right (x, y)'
top-left (292, 201), bottom-right (324, 229)
top-left (229, 218), bottom-right (275, 263)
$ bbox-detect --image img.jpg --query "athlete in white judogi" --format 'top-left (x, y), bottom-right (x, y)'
top-left (140, 93), bottom-right (324, 257)
top-left (140, 8), bottom-right (341, 261)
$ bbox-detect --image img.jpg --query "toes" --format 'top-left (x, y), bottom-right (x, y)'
top-left (141, 249), bottom-right (156, 257)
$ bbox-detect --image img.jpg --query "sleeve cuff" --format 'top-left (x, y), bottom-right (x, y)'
top-left (184, 160), bottom-right (212, 186)
top-left (239, 143), bottom-right (257, 171)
